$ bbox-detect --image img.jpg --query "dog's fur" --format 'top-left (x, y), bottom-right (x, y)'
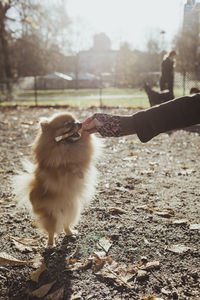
top-left (144, 83), bottom-right (173, 107)
top-left (14, 113), bottom-right (100, 247)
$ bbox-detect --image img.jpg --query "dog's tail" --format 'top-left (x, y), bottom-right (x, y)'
top-left (12, 160), bottom-right (34, 211)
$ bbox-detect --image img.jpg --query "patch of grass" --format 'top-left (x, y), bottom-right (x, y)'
top-left (19, 88), bottom-right (144, 97)
top-left (0, 87), bottom-right (186, 108)
top-left (2, 96), bottom-right (149, 108)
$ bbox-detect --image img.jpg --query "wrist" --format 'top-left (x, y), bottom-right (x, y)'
top-left (119, 116), bottom-right (136, 136)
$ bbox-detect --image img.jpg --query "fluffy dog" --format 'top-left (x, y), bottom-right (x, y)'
top-left (14, 112), bottom-right (100, 247)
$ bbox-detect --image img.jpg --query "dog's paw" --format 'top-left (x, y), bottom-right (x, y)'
top-left (46, 243), bottom-right (55, 249)
top-left (47, 233), bottom-right (56, 248)
top-left (64, 227), bottom-right (78, 236)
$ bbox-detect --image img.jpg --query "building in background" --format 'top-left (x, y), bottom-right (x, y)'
top-left (78, 33), bottom-right (117, 77)
top-left (64, 33), bottom-right (117, 88)
top-left (183, 0), bottom-right (200, 31)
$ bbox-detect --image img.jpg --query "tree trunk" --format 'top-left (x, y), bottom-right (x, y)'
top-left (0, 3), bottom-right (12, 98)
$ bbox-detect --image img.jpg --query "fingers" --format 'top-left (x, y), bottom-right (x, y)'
top-left (82, 117), bottom-right (94, 127)
top-left (81, 127), bottom-right (97, 135)
top-left (82, 117), bottom-right (103, 134)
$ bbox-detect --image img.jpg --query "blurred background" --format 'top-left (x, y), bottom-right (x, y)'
top-left (0, 0), bottom-right (200, 107)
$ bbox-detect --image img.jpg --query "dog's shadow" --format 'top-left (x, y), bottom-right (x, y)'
top-left (35, 235), bottom-right (78, 300)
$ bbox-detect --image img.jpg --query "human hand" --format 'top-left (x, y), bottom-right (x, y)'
top-left (82, 116), bottom-right (104, 134)
top-left (82, 113), bottom-right (121, 137)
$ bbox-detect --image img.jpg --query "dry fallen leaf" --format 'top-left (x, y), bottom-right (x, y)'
top-left (31, 221), bottom-right (39, 228)
top-left (91, 253), bottom-right (139, 289)
top-left (123, 156), bottom-right (137, 161)
top-left (154, 208), bottom-right (174, 218)
top-left (181, 165), bottom-right (188, 169)
top-left (44, 285), bottom-right (65, 300)
top-left (70, 291), bottom-right (82, 300)
top-left (0, 252), bottom-right (33, 267)
top-left (177, 169), bottom-right (195, 176)
top-left (140, 297), bottom-right (164, 300)
top-left (30, 262), bottom-right (47, 282)
top-left (167, 244), bottom-right (190, 254)
top-left (90, 252), bottom-right (112, 272)
top-left (189, 224), bottom-right (200, 230)
top-left (11, 236), bottom-right (39, 247)
top-left (21, 121), bottom-right (33, 126)
top-left (66, 258), bottom-right (91, 271)
top-left (136, 205), bottom-right (174, 217)
top-left (30, 280), bottom-right (56, 298)
top-left (161, 287), bottom-right (171, 296)
top-left (95, 260), bottom-right (138, 289)
top-left (127, 152), bottom-right (138, 157)
top-left (141, 261), bottom-right (160, 270)
top-left (12, 240), bottom-right (33, 252)
top-left (10, 236), bottom-right (40, 252)
top-left (108, 207), bottom-right (127, 214)
top-left (32, 253), bottom-right (44, 269)
top-left (98, 236), bottom-right (112, 253)
top-left (137, 270), bottom-right (148, 279)
top-left (130, 140), bottom-right (139, 144)
top-left (172, 219), bottom-right (188, 225)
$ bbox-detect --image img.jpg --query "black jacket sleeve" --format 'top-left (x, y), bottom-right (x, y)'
top-left (120, 93), bottom-right (200, 143)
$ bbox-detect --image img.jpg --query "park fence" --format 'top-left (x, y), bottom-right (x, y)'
top-left (174, 71), bottom-right (200, 96)
top-left (1, 71), bottom-right (200, 103)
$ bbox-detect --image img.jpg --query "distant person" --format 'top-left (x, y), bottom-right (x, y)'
top-left (160, 50), bottom-right (176, 99)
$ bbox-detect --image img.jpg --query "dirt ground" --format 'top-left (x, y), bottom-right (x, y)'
top-left (0, 106), bottom-right (200, 300)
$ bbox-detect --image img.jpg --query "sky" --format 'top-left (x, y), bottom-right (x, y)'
top-left (66, 0), bottom-right (186, 51)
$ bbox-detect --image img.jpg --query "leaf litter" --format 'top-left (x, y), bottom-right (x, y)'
top-left (67, 250), bottom-right (160, 290)
top-left (1, 107), bottom-right (200, 299)
top-left (10, 236), bottom-right (39, 252)
top-left (98, 236), bottom-right (112, 253)
top-left (167, 244), bottom-right (191, 254)
top-left (136, 205), bottom-right (175, 217)
top-left (0, 252), bottom-right (33, 267)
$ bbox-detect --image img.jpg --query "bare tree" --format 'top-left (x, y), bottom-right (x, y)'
top-left (0, 0), bottom-right (13, 96)
top-left (0, 0), bottom-right (71, 99)
top-left (115, 42), bottom-right (136, 87)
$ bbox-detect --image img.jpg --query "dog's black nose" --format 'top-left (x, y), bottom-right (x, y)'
top-left (75, 122), bottom-right (82, 130)
top-left (74, 122), bottom-right (82, 131)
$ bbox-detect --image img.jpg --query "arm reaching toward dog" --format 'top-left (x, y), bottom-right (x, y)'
top-left (82, 94), bottom-right (200, 142)
top-left (82, 113), bottom-right (135, 137)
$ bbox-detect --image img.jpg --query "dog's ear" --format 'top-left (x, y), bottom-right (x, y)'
top-left (39, 118), bottom-right (49, 132)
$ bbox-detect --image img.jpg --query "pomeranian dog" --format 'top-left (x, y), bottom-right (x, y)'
top-left (14, 112), bottom-right (100, 247)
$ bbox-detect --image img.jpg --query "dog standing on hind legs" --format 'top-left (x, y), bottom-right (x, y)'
top-left (14, 112), bottom-right (101, 247)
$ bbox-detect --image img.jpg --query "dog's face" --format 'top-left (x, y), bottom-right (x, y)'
top-left (41, 113), bottom-right (82, 143)
top-left (33, 113), bottom-right (94, 168)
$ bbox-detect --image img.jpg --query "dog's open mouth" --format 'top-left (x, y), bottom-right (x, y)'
top-left (55, 122), bottom-right (82, 143)
top-left (64, 132), bottom-right (81, 142)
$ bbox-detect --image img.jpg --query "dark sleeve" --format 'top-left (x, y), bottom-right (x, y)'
top-left (162, 58), bottom-right (174, 78)
top-left (120, 93), bottom-right (200, 142)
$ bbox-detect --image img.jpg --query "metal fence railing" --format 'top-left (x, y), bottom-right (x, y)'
top-left (1, 72), bottom-right (200, 103)
top-left (174, 72), bottom-right (200, 96)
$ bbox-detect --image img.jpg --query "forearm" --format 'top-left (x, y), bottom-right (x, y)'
top-left (86, 94), bottom-right (200, 142)
top-left (121, 94), bottom-right (200, 142)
